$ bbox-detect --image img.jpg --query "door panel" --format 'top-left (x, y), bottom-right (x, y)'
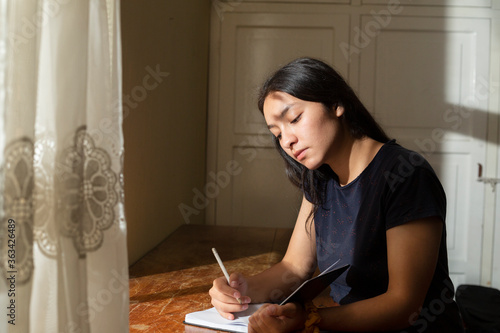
top-left (359, 16), bottom-right (490, 284)
top-left (211, 12), bottom-right (350, 227)
top-left (232, 147), bottom-right (302, 228)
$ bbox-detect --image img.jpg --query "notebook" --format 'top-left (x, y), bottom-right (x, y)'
top-left (184, 262), bottom-right (349, 332)
top-left (184, 303), bottom-right (264, 333)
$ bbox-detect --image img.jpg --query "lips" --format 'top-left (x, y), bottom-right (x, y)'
top-left (293, 148), bottom-right (307, 161)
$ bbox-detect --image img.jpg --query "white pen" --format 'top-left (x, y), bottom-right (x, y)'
top-left (212, 247), bottom-right (242, 304)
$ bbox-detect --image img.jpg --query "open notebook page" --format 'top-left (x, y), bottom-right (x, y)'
top-left (184, 303), bottom-right (264, 333)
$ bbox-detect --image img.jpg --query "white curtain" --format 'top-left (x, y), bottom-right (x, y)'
top-left (0, 0), bottom-right (129, 332)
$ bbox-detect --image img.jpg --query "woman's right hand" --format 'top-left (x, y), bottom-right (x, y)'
top-left (209, 272), bottom-right (252, 320)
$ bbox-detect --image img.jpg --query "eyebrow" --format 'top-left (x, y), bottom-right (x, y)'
top-left (267, 104), bottom-right (292, 129)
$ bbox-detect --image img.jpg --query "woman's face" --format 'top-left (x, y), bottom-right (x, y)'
top-left (263, 91), bottom-right (345, 170)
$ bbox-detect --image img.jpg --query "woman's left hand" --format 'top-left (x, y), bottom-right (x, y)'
top-left (248, 302), bottom-right (307, 333)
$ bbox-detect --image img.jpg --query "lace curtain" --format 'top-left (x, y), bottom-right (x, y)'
top-left (0, 0), bottom-right (129, 332)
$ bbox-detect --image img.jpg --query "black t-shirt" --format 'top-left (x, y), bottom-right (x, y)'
top-left (309, 140), bottom-right (464, 332)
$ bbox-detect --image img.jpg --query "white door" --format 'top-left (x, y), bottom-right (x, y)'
top-left (207, 4), bottom-right (494, 285)
top-left (207, 11), bottom-right (350, 228)
top-left (357, 16), bottom-right (490, 285)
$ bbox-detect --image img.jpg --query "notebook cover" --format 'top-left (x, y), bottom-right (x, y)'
top-left (280, 264), bottom-right (350, 305)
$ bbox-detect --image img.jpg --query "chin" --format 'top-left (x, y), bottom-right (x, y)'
top-left (302, 160), bottom-right (323, 171)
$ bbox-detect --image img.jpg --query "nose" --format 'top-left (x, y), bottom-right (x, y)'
top-left (281, 128), bottom-right (297, 150)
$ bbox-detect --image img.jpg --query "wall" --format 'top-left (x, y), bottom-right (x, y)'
top-left (121, 1), bottom-right (210, 265)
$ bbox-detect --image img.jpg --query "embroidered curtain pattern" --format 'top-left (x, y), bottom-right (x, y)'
top-left (0, 0), bottom-right (129, 332)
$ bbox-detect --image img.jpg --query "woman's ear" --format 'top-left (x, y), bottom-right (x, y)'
top-left (335, 105), bottom-right (345, 118)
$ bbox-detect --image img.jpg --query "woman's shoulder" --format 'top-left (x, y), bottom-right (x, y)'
top-left (375, 140), bottom-right (445, 199)
top-left (377, 139), bottom-right (435, 173)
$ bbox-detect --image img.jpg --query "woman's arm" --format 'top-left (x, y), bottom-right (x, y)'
top-left (209, 196), bottom-right (317, 319)
top-left (317, 217), bottom-right (443, 331)
top-left (248, 217), bottom-right (443, 332)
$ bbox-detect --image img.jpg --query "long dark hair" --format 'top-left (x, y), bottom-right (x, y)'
top-left (257, 57), bottom-right (390, 230)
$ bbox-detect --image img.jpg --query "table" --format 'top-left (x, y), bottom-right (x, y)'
top-left (129, 224), bottom-right (293, 332)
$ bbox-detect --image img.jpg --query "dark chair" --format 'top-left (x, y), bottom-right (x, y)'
top-left (456, 284), bottom-right (500, 333)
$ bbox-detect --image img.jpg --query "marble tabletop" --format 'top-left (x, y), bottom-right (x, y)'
top-left (129, 224), bottom-right (293, 332)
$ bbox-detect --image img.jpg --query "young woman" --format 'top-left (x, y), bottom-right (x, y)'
top-left (209, 58), bottom-right (464, 332)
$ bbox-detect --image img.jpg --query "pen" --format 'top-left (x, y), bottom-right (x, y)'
top-left (212, 247), bottom-right (242, 304)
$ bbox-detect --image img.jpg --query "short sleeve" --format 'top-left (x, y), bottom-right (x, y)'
top-left (384, 164), bottom-right (446, 230)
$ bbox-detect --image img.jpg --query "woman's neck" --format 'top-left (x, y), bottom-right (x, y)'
top-left (328, 136), bottom-right (384, 186)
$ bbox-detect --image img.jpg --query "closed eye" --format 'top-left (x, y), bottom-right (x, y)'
top-left (291, 114), bottom-right (301, 124)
